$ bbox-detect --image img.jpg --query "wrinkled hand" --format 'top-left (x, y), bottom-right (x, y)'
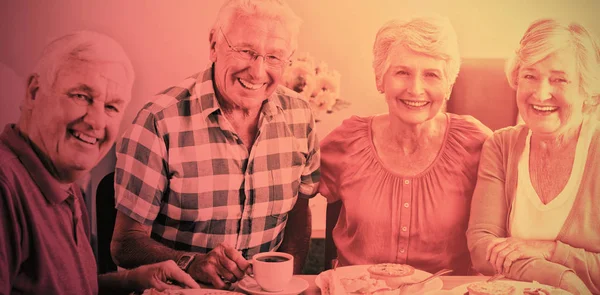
top-left (559, 271), bottom-right (591, 295)
top-left (486, 237), bottom-right (556, 274)
top-left (188, 243), bottom-right (250, 289)
top-left (126, 260), bottom-right (200, 291)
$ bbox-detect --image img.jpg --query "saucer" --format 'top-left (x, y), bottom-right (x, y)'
top-left (236, 277), bottom-right (308, 295)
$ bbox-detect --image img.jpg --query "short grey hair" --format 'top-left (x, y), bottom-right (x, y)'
top-left (505, 18), bottom-right (600, 106)
top-left (33, 30), bottom-right (135, 91)
top-left (211, 0), bottom-right (302, 51)
top-left (373, 15), bottom-right (461, 91)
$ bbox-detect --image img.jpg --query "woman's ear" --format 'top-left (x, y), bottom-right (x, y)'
top-left (446, 84), bottom-right (454, 100)
top-left (376, 77), bottom-right (384, 94)
top-left (583, 95), bottom-right (600, 113)
top-left (24, 74), bottom-right (40, 110)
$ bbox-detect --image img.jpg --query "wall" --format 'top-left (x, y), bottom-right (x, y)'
top-left (2, 1), bottom-right (599, 136)
top-left (0, 63), bottom-right (23, 127)
top-left (1, 0), bottom-right (598, 238)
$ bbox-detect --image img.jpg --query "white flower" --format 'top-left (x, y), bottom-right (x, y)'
top-left (283, 53), bottom-right (348, 120)
top-left (311, 69), bottom-right (341, 112)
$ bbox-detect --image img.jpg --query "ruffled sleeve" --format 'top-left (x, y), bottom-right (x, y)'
top-left (445, 114), bottom-right (492, 157)
top-left (319, 116), bottom-right (373, 203)
top-left (443, 114), bottom-right (493, 179)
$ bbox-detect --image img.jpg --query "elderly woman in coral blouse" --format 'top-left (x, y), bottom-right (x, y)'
top-left (319, 15), bottom-right (491, 275)
top-left (467, 18), bottom-right (600, 295)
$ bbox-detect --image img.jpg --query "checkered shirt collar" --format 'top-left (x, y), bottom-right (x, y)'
top-left (193, 63), bottom-right (283, 120)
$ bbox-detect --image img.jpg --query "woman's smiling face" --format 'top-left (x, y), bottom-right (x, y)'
top-left (382, 45), bottom-right (450, 126)
top-left (516, 49), bottom-right (585, 137)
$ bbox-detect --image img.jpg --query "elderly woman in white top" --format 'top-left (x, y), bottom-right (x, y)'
top-left (467, 18), bottom-right (600, 294)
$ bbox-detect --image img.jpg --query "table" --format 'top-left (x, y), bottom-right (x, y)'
top-left (158, 275), bottom-right (492, 294)
top-left (273, 275), bottom-right (489, 294)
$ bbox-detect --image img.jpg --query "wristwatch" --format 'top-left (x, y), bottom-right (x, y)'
top-left (176, 254), bottom-right (196, 272)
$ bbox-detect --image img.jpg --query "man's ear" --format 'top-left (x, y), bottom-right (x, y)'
top-left (24, 74), bottom-right (40, 110)
top-left (209, 29), bottom-right (218, 62)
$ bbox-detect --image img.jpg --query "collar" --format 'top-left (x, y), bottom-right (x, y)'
top-left (193, 63), bottom-right (284, 120)
top-left (0, 125), bottom-right (72, 204)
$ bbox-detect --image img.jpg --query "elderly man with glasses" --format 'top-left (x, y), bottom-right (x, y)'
top-left (110, 0), bottom-right (320, 289)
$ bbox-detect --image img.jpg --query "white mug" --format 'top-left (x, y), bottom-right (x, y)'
top-left (249, 252), bottom-right (294, 291)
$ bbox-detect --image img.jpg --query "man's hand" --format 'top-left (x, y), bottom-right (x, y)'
top-left (188, 243), bottom-right (250, 289)
top-left (486, 237), bottom-right (557, 274)
top-left (125, 260), bottom-right (200, 291)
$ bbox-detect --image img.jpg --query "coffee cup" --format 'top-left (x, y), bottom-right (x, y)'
top-left (249, 252), bottom-right (293, 292)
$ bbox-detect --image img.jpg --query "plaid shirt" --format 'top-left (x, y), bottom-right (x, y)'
top-left (114, 64), bottom-right (320, 258)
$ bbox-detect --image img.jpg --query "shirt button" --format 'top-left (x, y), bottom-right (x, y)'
top-left (404, 180), bottom-right (410, 185)
top-left (403, 203), bottom-right (409, 208)
top-left (402, 226), bottom-right (408, 232)
top-left (400, 248), bottom-right (406, 253)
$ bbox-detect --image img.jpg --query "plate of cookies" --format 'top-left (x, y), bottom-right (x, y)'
top-left (315, 263), bottom-right (443, 295)
top-left (451, 280), bottom-right (572, 295)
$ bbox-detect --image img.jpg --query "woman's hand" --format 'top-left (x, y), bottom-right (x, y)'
top-left (559, 271), bottom-right (592, 295)
top-left (486, 237), bottom-right (557, 274)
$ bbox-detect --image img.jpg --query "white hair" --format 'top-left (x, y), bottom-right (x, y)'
top-left (32, 30), bottom-right (135, 91)
top-left (372, 15), bottom-right (461, 91)
top-left (211, 0), bottom-right (302, 51)
top-left (505, 18), bottom-right (600, 109)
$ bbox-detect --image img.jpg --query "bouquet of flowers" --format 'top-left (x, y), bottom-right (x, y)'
top-left (283, 53), bottom-right (350, 121)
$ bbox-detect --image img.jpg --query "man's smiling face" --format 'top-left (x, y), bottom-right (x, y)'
top-left (210, 16), bottom-right (293, 112)
top-left (24, 60), bottom-right (131, 180)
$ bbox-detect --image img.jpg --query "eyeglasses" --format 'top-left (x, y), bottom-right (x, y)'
top-left (219, 27), bottom-right (291, 67)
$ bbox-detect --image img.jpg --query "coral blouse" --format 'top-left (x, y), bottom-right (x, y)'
top-left (319, 114), bottom-right (490, 274)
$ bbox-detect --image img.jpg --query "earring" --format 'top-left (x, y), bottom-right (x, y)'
top-left (584, 98), bottom-right (599, 106)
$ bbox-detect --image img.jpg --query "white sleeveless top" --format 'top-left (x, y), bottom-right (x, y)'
top-left (509, 120), bottom-right (594, 240)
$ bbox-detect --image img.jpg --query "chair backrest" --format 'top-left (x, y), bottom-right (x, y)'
top-left (447, 58), bottom-right (518, 130)
top-left (95, 172), bottom-right (117, 274)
